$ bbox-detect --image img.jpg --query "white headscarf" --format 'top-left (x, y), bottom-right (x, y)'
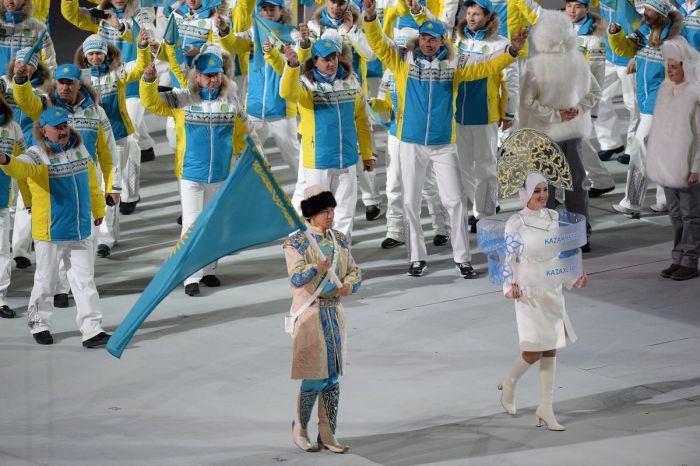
top-left (662, 36), bottom-right (700, 84)
top-left (518, 172), bottom-right (548, 207)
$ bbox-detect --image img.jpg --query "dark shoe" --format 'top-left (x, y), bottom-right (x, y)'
top-left (365, 205), bottom-right (381, 221)
top-left (140, 147), bottom-right (156, 163)
top-left (496, 205), bottom-right (501, 213)
top-left (53, 293), bottom-right (70, 308)
top-left (581, 243), bottom-right (591, 253)
top-left (0, 305), bottom-right (15, 318)
top-left (670, 266), bottom-right (699, 281)
top-left (82, 332), bottom-right (110, 348)
top-left (185, 283), bottom-right (200, 296)
top-left (407, 261), bottom-right (427, 277)
top-left (598, 146), bottom-right (624, 161)
top-left (617, 153), bottom-right (630, 165)
top-left (14, 256), bottom-right (31, 269)
top-left (381, 237), bottom-right (404, 249)
top-left (96, 244), bottom-right (111, 258)
top-left (433, 234), bottom-right (449, 246)
top-left (177, 215), bottom-right (182, 225)
top-left (199, 275), bottom-right (221, 287)
top-left (588, 186), bottom-right (615, 198)
top-left (456, 261), bottom-right (477, 279)
top-left (470, 218), bottom-right (479, 234)
top-left (119, 199), bottom-right (138, 215)
top-left (33, 330), bottom-right (53, 345)
top-left (660, 264), bottom-right (681, 278)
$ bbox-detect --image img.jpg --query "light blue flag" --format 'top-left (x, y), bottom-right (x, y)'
top-left (252, 13), bottom-right (296, 71)
top-left (106, 138), bottom-right (305, 358)
top-left (21, 29), bottom-right (46, 66)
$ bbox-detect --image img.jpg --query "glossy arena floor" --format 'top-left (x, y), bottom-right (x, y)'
top-left (1, 113), bottom-right (699, 466)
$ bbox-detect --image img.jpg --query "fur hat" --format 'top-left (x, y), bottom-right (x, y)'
top-left (301, 185), bottom-right (337, 218)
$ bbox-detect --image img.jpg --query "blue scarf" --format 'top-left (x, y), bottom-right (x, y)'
top-left (47, 132), bottom-right (79, 154)
top-left (54, 88), bottom-right (94, 111)
top-left (313, 64), bottom-right (347, 84)
top-left (576, 14), bottom-right (595, 36)
top-left (111, 7), bottom-right (125, 19)
top-left (415, 45), bottom-right (448, 62)
top-left (3, 11), bottom-right (22, 23)
top-left (320, 8), bottom-right (344, 29)
top-left (200, 87), bottom-right (220, 100)
top-left (89, 63), bottom-right (110, 77)
top-left (464, 26), bottom-right (487, 41)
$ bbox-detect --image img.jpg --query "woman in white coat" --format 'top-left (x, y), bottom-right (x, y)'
top-left (498, 172), bottom-right (588, 431)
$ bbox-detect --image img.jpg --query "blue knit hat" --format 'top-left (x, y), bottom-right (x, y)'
top-left (54, 64), bottom-right (82, 81)
top-left (82, 34), bottom-right (109, 56)
top-left (418, 20), bottom-right (446, 38)
top-left (640, 0), bottom-right (671, 17)
top-left (15, 47), bottom-right (39, 69)
top-left (39, 108), bottom-right (69, 127)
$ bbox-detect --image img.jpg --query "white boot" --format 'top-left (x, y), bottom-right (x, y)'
top-left (317, 383), bottom-right (349, 453)
top-left (498, 355), bottom-right (532, 416)
top-left (293, 390), bottom-right (319, 452)
top-left (535, 356), bottom-right (565, 431)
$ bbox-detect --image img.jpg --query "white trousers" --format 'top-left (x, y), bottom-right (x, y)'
top-left (619, 113), bottom-right (665, 209)
top-left (385, 134), bottom-right (449, 241)
top-left (28, 239), bottom-right (104, 340)
top-left (180, 179), bottom-right (223, 285)
top-left (304, 164), bottom-right (358, 239)
top-left (456, 123), bottom-right (499, 219)
top-left (96, 158), bottom-right (119, 249)
top-left (400, 142), bottom-right (470, 263)
top-left (581, 136), bottom-right (615, 190)
top-left (166, 117), bottom-right (177, 151)
top-left (249, 116), bottom-right (305, 205)
top-left (126, 97), bottom-right (154, 151)
top-left (0, 209), bottom-right (12, 306)
top-left (595, 62), bottom-right (639, 152)
top-left (11, 181), bottom-right (32, 259)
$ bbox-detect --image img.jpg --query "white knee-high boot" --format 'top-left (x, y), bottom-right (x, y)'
top-left (535, 356), bottom-right (565, 431)
top-left (498, 355), bottom-right (532, 415)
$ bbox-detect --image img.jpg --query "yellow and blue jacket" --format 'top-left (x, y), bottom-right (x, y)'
top-left (0, 132), bottom-right (105, 241)
top-left (77, 44), bottom-right (151, 141)
top-left (364, 16), bottom-right (515, 146)
top-left (13, 78), bottom-right (117, 191)
top-left (454, 17), bottom-right (518, 126)
top-left (680, 0), bottom-right (700, 50)
top-left (598, 0), bottom-right (641, 66)
top-left (490, 0), bottom-right (543, 57)
top-left (0, 0), bottom-right (56, 73)
top-left (140, 75), bottom-right (253, 182)
top-left (280, 46), bottom-right (372, 170)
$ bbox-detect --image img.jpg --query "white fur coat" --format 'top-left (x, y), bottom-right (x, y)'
top-left (646, 80), bottom-right (700, 188)
top-left (518, 11), bottom-right (601, 142)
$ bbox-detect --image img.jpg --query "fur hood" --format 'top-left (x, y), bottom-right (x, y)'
top-left (456, 14), bottom-right (501, 42)
top-left (97, 0), bottom-right (138, 20)
top-left (32, 127), bottom-right (84, 156)
top-left (301, 44), bottom-right (354, 83)
top-left (531, 10), bottom-right (577, 54)
top-left (312, 3), bottom-right (363, 30)
top-left (74, 43), bottom-right (123, 73)
top-left (0, 0), bottom-right (33, 21)
top-left (585, 12), bottom-right (606, 38)
top-left (0, 95), bottom-right (12, 127)
top-left (5, 59), bottom-right (51, 93)
top-left (405, 36), bottom-right (455, 61)
top-left (48, 81), bottom-right (101, 108)
top-left (644, 10), bottom-right (685, 43)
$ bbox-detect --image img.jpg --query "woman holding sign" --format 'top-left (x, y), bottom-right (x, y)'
top-left (498, 171), bottom-right (588, 432)
top-left (283, 185), bottom-right (362, 454)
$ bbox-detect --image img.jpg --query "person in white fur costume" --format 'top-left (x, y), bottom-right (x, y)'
top-left (518, 10), bottom-right (601, 251)
top-left (646, 37), bottom-right (700, 281)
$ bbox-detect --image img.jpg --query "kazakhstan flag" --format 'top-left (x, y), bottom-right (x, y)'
top-left (106, 138), bottom-right (304, 358)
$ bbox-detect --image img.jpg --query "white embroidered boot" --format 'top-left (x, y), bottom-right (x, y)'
top-left (535, 356), bottom-right (565, 431)
top-left (317, 383), bottom-right (349, 453)
top-left (498, 355), bottom-right (532, 416)
top-left (293, 390), bottom-right (319, 452)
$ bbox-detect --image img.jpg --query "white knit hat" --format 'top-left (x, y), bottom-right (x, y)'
top-left (82, 34), bottom-right (109, 56)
